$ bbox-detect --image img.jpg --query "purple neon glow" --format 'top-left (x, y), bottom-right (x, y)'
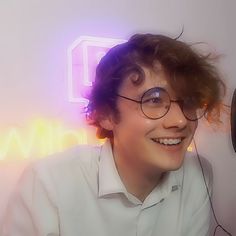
top-left (67, 36), bottom-right (127, 105)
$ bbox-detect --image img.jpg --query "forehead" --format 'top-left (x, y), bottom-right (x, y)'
top-left (118, 64), bottom-right (172, 96)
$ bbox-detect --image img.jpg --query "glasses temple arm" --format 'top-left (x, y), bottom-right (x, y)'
top-left (116, 94), bottom-right (142, 104)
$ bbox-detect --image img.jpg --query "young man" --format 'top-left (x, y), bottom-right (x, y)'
top-left (1, 34), bottom-right (225, 236)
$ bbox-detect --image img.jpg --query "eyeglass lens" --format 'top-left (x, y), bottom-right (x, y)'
top-left (140, 87), bottom-right (206, 121)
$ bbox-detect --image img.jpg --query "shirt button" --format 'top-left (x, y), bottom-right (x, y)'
top-left (172, 185), bottom-right (179, 192)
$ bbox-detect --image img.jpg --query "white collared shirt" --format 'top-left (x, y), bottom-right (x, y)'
top-left (1, 140), bottom-right (212, 236)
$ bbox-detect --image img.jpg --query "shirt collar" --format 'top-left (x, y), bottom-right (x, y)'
top-left (142, 169), bottom-right (181, 208)
top-left (98, 139), bottom-right (182, 206)
top-left (98, 139), bottom-right (127, 197)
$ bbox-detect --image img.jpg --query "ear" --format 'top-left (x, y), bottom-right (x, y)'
top-left (99, 115), bottom-right (114, 131)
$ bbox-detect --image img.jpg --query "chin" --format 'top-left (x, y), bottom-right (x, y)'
top-left (161, 153), bottom-right (185, 172)
top-left (168, 163), bottom-right (183, 171)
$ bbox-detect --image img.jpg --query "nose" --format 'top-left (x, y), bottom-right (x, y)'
top-left (163, 101), bottom-right (188, 129)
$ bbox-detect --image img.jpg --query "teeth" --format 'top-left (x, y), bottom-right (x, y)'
top-left (152, 138), bottom-right (182, 145)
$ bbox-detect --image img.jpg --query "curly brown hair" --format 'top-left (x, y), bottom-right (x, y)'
top-left (86, 33), bottom-right (226, 139)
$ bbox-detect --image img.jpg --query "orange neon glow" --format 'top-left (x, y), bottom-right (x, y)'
top-left (0, 119), bottom-right (194, 161)
top-left (0, 119), bottom-right (101, 161)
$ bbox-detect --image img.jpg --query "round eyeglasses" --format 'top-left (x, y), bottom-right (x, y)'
top-left (116, 87), bottom-right (207, 121)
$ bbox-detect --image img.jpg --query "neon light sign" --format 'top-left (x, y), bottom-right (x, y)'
top-left (0, 119), bottom-right (103, 160)
top-left (0, 119), bottom-right (193, 161)
top-left (0, 36), bottom-right (127, 160)
top-left (67, 36), bottom-right (127, 105)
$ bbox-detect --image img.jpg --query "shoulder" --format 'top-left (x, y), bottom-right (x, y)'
top-left (17, 144), bottom-right (101, 199)
top-left (174, 152), bottom-right (213, 210)
top-left (182, 151), bottom-right (213, 185)
top-left (173, 151), bottom-right (213, 187)
top-left (176, 153), bottom-right (214, 235)
top-left (32, 144), bottom-right (101, 175)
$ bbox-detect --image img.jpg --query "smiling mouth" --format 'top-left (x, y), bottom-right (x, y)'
top-left (151, 137), bottom-right (184, 146)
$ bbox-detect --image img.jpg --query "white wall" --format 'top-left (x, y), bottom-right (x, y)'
top-left (0, 0), bottom-right (235, 235)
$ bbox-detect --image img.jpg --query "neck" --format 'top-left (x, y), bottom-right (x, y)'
top-left (113, 145), bottom-right (164, 202)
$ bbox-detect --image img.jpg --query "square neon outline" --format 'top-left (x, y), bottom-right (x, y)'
top-left (67, 36), bottom-right (127, 105)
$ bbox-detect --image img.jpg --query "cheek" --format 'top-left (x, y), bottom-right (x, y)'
top-left (115, 115), bottom-right (157, 142)
top-left (116, 103), bottom-right (140, 126)
top-left (114, 101), bottom-right (163, 140)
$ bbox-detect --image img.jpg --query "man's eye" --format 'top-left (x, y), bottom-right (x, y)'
top-left (143, 97), bottom-right (162, 104)
top-left (183, 99), bottom-right (201, 111)
top-left (151, 97), bottom-right (161, 103)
